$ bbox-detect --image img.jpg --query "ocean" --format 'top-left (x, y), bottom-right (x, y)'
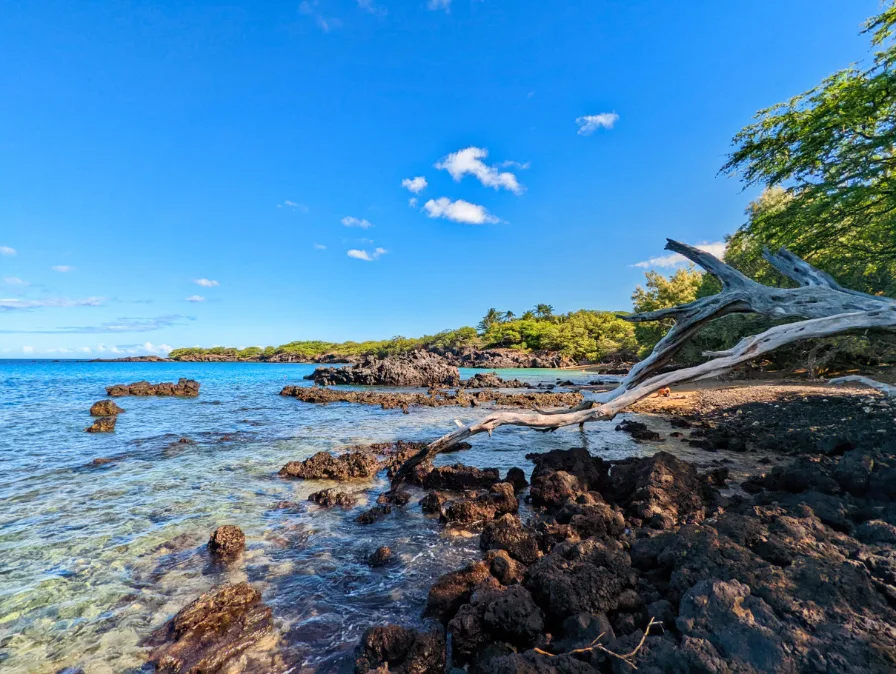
top-left (0, 360), bottom-right (653, 673)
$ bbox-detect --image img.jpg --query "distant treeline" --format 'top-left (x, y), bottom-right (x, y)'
top-left (168, 307), bottom-right (640, 364)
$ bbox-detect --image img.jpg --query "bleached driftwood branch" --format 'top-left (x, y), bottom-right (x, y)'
top-left (828, 375), bottom-right (896, 397)
top-left (390, 240), bottom-right (896, 487)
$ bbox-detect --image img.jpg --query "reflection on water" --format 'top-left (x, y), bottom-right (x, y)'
top-left (0, 361), bottom-right (647, 673)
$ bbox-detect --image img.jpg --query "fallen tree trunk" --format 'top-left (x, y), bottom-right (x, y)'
top-left (390, 240), bottom-right (896, 487)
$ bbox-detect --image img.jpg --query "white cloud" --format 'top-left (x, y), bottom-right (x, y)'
top-left (423, 197), bottom-right (500, 225)
top-left (576, 112), bottom-right (619, 135)
top-left (80, 346), bottom-right (92, 353)
top-left (143, 341), bottom-right (172, 355)
top-left (299, 1), bottom-right (341, 32)
top-left (500, 160), bottom-right (530, 169)
top-left (632, 241), bottom-right (728, 269)
top-left (186, 295), bottom-right (205, 302)
top-left (22, 345), bottom-right (33, 354)
top-left (3, 277), bottom-right (28, 286)
top-left (51, 265), bottom-right (73, 272)
top-left (278, 200), bottom-right (309, 212)
top-left (194, 278), bottom-right (219, 287)
top-left (342, 216), bottom-right (374, 229)
top-left (0, 297), bottom-right (104, 310)
top-left (347, 247), bottom-right (387, 261)
top-left (408, 197), bottom-right (418, 208)
top-left (428, 0), bottom-right (451, 10)
top-left (0, 246), bottom-right (15, 256)
top-left (357, 0), bottom-right (386, 15)
top-left (401, 176), bottom-right (428, 194)
top-left (314, 243), bottom-right (327, 250)
top-left (435, 147), bottom-right (523, 194)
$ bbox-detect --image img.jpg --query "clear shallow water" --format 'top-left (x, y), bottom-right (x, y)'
top-left (0, 360), bottom-right (650, 673)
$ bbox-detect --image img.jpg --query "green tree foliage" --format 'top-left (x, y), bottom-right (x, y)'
top-left (477, 308), bottom-right (503, 333)
top-left (630, 268), bottom-right (703, 355)
top-left (722, 4), bottom-right (896, 296)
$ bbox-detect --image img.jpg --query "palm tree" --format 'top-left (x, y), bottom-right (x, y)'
top-left (534, 304), bottom-right (554, 320)
top-left (521, 310), bottom-right (536, 321)
top-left (478, 308), bottom-right (503, 333)
top-left (503, 310), bottom-right (516, 322)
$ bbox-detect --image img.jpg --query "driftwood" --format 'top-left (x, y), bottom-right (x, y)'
top-left (829, 375), bottom-right (896, 397)
top-left (390, 240), bottom-right (896, 488)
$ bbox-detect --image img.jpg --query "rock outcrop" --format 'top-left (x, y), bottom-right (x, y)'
top-left (306, 350), bottom-right (461, 387)
top-left (105, 378), bottom-right (200, 397)
top-left (85, 416), bottom-right (116, 433)
top-left (89, 400), bottom-right (124, 416)
top-left (279, 450), bottom-right (380, 480)
top-left (207, 525), bottom-right (245, 562)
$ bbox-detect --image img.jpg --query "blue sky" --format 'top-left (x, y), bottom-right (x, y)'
top-left (0, 0), bottom-right (881, 356)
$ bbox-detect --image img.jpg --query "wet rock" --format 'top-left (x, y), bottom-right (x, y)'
top-left (89, 457), bottom-right (115, 466)
top-left (309, 488), bottom-right (355, 508)
top-left (615, 419), bottom-right (662, 442)
top-left (528, 447), bottom-right (608, 491)
top-left (368, 546), bottom-right (393, 567)
top-left (505, 467), bottom-right (529, 493)
top-left (89, 400), bottom-right (124, 416)
top-left (417, 463), bottom-right (501, 491)
top-left (486, 549), bottom-right (526, 585)
top-left (354, 624), bottom-right (446, 674)
top-left (531, 471), bottom-right (584, 510)
top-left (356, 505), bottom-right (392, 524)
top-left (480, 514), bottom-right (541, 565)
top-left (85, 416), bottom-right (116, 433)
top-left (377, 489), bottom-right (411, 506)
top-left (207, 525), bottom-right (245, 561)
top-left (441, 483), bottom-right (519, 524)
top-left (307, 350), bottom-right (461, 387)
top-left (106, 378), bottom-right (200, 397)
top-left (279, 450), bottom-right (380, 480)
top-left (524, 538), bottom-right (637, 624)
top-left (147, 582), bottom-right (273, 673)
top-left (461, 371), bottom-right (528, 388)
top-left (425, 561), bottom-right (497, 624)
top-left (556, 499), bottom-right (626, 540)
top-left (420, 491), bottom-right (448, 513)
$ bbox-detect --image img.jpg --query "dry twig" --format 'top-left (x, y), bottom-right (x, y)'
top-left (532, 617), bottom-right (661, 669)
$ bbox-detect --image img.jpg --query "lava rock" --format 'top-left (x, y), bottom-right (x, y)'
top-left (354, 624), bottom-right (446, 674)
top-left (279, 450), bottom-right (380, 480)
top-left (309, 488), bottom-right (355, 508)
top-left (307, 350), bottom-right (461, 387)
top-left (356, 505), bottom-right (392, 524)
top-left (89, 400), bottom-right (124, 416)
top-left (85, 416), bottom-right (116, 433)
top-left (106, 378), bottom-right (200, 397)
top-left (208, 525), bottom-right (245, 561)
top-left (505, 467), bottom-right (529, 493)
top-left (480, 514), bottom-right (541, 565)
top-left (368, 546), bottom-right (393, 567)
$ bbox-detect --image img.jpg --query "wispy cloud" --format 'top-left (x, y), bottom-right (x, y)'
top-left (51, 265), bottom-right (74, 272)
top-left (347, 247), bottom-right (387, 261)
top-left (0, 246), bottom-right (16, 256)
top-left (356, 0), bottom-right (386, 16)
top-left (277, 200), bottom-right (309, 212)
top-left (500, 160), bottom-right (530, 170)
top-left (0, 314), bottom-right (188, 334)
top-left (0, 297), bottom-right (104, 311)
top-left (194, 278), bottom-right (219, 287)
top-left (185, 295), bottom-right (205, 302)
top-left (428, 0), bottom-right (451, 11)
top-left (3, 277), bottom-right (28, 286)
top-left (632, 241), bottom-right (727, 269)
top-left (576, 112), bottom-right (619, 135)
top-left (408, 197), bottom-right (418, 208)
top-left (435, 147), bottom-right (523, 194)
top-left (423, 197), bottom-right (500, 225)
top-left (401, 176), bottom-right (428, 194)
top-left (342, 216), bottom-right (374, 229)
top-left (314, 243), bottom-right (327, 250)
top-left (299, 1), bottom-right (341, 32)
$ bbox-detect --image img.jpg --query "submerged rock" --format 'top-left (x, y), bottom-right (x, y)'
top-left (356, 505), bottom-right (392, 524)
top-left (89, 400), bottom-right (124, 416)
top-left (368, 546), bottom-right (393, 567)
top-left (354, 624), bottom-right (446, 674)
top-left (307, 350), bottom-right (461, 387)
top-left (85, 416), bottom-right (116, 433)
top-left (279, 450), bottom-right (380, 480)
top-left (309, 488), bottom-right (355, 508)
top-left (146, 582), bottom-right (273, 673)
top-left (207, 525), bottom-right (245, 561)
top-left (615, 418), bottom-right (663, 442)
top-left (105, 378), bottom-right (200, 397)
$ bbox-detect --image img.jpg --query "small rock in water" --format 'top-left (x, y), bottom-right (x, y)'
top-left (279, 450), bottom-right (380, 480)
top-left (377, 489), bottom-right (411, 506)
top-left (208, 525), bottom-right (245, 561)
top-left (106, 378), bottom-right (200, 397)
top-left (85, 416), bottom-right (116, 433)
top-left (505, 467), bottom-right (528, 493)
top-left (368, 546), bottom-right (393, 567)
top-left (309, 488), bottom-right (355, 508)
top-left (356, 505), bottom-right (392, 524)
top-left (419, 491), bottom-right (448, 513)
top-left (89, 400), bottom-right (124, 416)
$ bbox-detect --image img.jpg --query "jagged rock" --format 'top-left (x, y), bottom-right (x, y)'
top-left (307, 350), bottom-right (461, 387)
top-left (505, 467), bottom-right (529, 493)
top-left (441, 483), bottom-right (519, 524)
top-left (834, 449), bottom-right (875, 495)
top-left (417, 463), bottom-right (501, 491)
top-left (208, 525), bottom-right (245, 561)
top-left (420, 491), bottom-right (448, 513)
top-left (356, 505), bottom-right (392, 524)
top-left (377, 489), bottom-right (411, 506)
top-left (279, 450), bottom-right (380, 480)
top-left (615, 418), bottom-right (662, 442)
top-left (309, 488), bottom-right (355, 507)
top-left (530, 471), bottom-right (584, 510)
top-left (855, 519), bottom-right (896, 544)
top-left (528, 447), bottom-right (609, 491)
top-left (480, 514), bottom-right (541, 565)
top-left (85, 416), bottom-right (116, 433)
top-left (354, 625), bottom-right (446, 674)
top-left (433, 346), bottom-right (574, 369)
top-left (106, 378), bottom-right (200, 397)
top-left (89, 400), bottom-right (124, 416)
top-left (486, 549), bottom-right (526, 585)
top-left (146, 582), bottom-right (272, 673)
top-left (461, 371), bottom-right (528, 388)
top-left (368, 546), bottom-right (393, 567)
top-left (425, 561), bottom-right (498, 624)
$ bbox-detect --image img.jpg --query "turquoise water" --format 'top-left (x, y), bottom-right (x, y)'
top-left (0, 360), bottom-right (648, 673)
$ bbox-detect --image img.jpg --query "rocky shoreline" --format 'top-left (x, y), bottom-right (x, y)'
top-left (136, 382), bottom-right (896, 673)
